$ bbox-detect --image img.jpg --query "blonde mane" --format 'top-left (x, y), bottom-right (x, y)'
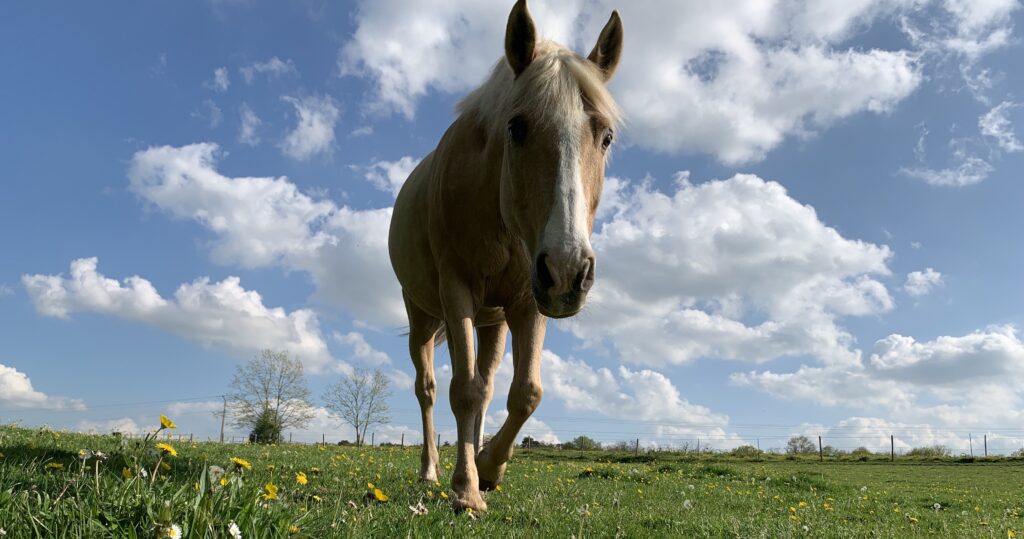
top-left (457, 41), bottom-right (622, 135)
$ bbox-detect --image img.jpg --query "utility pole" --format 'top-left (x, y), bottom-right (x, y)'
top-left (219, 395), bottom-right (227, 443)
top-left (969, 433), bottom-right (973, 456)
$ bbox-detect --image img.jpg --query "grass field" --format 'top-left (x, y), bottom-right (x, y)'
top-left (1, 422), bottom-right (1023, 538)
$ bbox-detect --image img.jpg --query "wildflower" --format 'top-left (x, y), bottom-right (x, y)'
top-left (310, 467), bottom-right (321, 475)
top-left (155, 442), bottom-right (177, 457)
top-left (860, 486), bottom-right (868, 492)
top-left (410, 502), bottom-right (429, 516)
top-left (166, 524), bottom-right (182, 538)
top-left (228, 522), bottom-right (242, 539)
top-left (220, 478), bottom-right (229, 487)
top-left (933, 503), bottom-right (942, 511)
top-left (93, 451), bottom-right (108, 461)
top-left (231, 457), bottom-right (252, 471)
top-left (789, 507), bottom-right (797, 514)
top-left (289, 525), bottom-right (300, 534)
top-left (79, 449), bottom-right (92, 459)
top-left (160, 462), bottom-right (172, 472)
top-left (312, 495), bottom-right (322, 502)
top-left (790, 515), bottom-right (799, 523)
top-left (802, 525), bottom-right (809, 533)
top-left (266, 464), bottom-right (276, 472)
top-left (1009, 531), bottom-right (1017, 539)
top-left (496, 484), bottom-right (503, 492)
top-left (798, 501), bottom-right (807, 508)
top-left (296, 472), bottom-right (308, 485)
top-left (263, 482), bottom-right (278, 500)
top-left (45, 462), bottom-right (64, 471)
top-left (193, 482), bottom-right (200, 492)
top-left (683, 499), bottom-right (693, 510)
top-left (372, 488), bottom-right (389, 502)
top-left (122, 467), bottom-right (133, 479)
top-left (208, 465), bottom-right (225, 484)
top-left (159, 415), bottom-right (177, 430)
top-left (367, 482), bottom-right (375, 489)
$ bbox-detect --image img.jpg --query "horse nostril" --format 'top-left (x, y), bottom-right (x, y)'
top-left (573, 257), bottom-right (595, 293)
top-left (536, 253), bottom-right (556, 290)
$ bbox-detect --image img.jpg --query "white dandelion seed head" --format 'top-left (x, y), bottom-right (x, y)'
top-left (228, 521), bottom-right (242, 539)
top-left (683, 499), bottom-right (693, 510)
top-left (933, 503), bottom-right (942, 511)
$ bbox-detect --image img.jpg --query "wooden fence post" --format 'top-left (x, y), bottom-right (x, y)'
top-left (818, 436), bottom-right (823, 461)
top-left (401, 433), bottom-right (404, 448)
top-left (635, 438), bottom-right (639, 455)
top-left (984, 434), bottom-right (988, 457)
top-left (890, 435), bottom-right (895, 461)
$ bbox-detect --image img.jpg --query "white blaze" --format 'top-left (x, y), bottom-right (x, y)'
top-left (541, 122), bottom-right (591, 274)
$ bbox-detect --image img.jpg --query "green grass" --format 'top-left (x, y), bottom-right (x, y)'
top-left (2, 424), bottom-right (1024, 538)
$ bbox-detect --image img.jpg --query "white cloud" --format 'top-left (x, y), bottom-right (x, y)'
top-left (0, 283), bottom-right (13, 297)
top-left (239, 57), bottom-right (298, 84)
top-left (565, 173), bottom-right (892, 367)
top-left (363, 156), bottom-right (420, 197)
top-left (192, 99), bottom-right (223, 128)
top-left (900, 156), bottom-right (993, 186)
top-left (904, 268), bottom-right (943, 296)
top-left (75, 417), bottom-right (141, 435)
top-left (208, 66), bottom-right (230, 92)
top-left (339, 0), bottom-right (928, 164)
top-left (487, 410), bottom-right (560, 445)
top-left (238, 103), bottom-right (262, 146)
top-left (333, 331), bottom-right (391, 366)
top-left (734, 325), bottom-right (1024, 428)
top-left (127, 143), bottom-right (405, 328)
top-left (279, 95), bottom-right (340, 160)
top-left (22, 257), bottom-right (343, 373)
top-left (979, 101), bottom-right (1023, 152)
top-left (0, 363), bottom-right (85, 410)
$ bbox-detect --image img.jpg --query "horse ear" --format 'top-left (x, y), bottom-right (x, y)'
top-left (505, 0), bottom-right (537, 77)
top-left (587, 11), bottom-right (623, 82)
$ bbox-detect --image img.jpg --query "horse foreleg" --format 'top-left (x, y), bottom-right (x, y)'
top-left (476, 309), bottom-right (545, 490)
top-left (404, 293), bottom-right (442, 483)
top-left (474, 323), bottom-right (508, 455)
top-left (441, 285), bottom-right (487, 512)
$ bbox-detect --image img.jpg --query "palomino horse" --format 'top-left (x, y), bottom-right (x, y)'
top-left (388, 0), bottom-right (623, 512)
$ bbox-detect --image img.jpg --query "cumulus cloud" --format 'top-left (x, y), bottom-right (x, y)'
top-left (127, 143), bottom-right (405, 328)
top-left (22, 257), bottom-right (343, 373)
top-left (734, 325), bottom-right (1024, 428)
top-left (192, 99), bottom-right (223, 128)
top-left (979, 101), bottom-right (1022, 152)
top-left (565, 173), bottom-right (892, 367)
top-left (363, 156), bottom-right (421, 197)
top-left (279, 95), bottom-right (340, 160)
top-left (239, 57), bottom-right (298, 84)
top-left (904, 268), bottom-right (943, 296)
top-left (338, 0), bottom-right (934, 163)
top-left (238, 103), bottom-right (262, 146)
top-left (0, 363), bottom-right (85, 410)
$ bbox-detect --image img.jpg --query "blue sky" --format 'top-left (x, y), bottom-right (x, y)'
top-left (2, 0), bottom-right (1023, 453)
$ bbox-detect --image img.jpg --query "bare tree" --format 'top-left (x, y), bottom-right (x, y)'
top-left (227, 349), bottom-right (314, 442)
top-left (322, 368), bottom-right (391, 446)
top-left (786, 435), bottom-right (817, 455)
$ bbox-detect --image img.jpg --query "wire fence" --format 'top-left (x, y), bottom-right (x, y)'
top-left (5, 395), bottom-right (1024, 458)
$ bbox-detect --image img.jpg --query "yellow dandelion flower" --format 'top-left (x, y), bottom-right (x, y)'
top-left (122, 467), bottom-right (133, 479)
top-left (296, 472), bottom-right (308, 485)
top-left (219, 477), bottom-right (229, 487)
top-left (263, 482), bottom-right (278, 501)
top-left (440, 491), bottom-right (449, 499)
top-left (45, 462), bottom-right (64, 471)
top-left (312, 495), bottom-right (322, 502)
top-left (155, 442), bottom-right (178, 457)
top-left (909, 517), bottom-right (919, 524)
top-left (789, 506), bottom-right (797, 513)
top-left (798, 501), bottom-right (807, 508)
top-left (159, 415), bottom-right (177, 429)
top-left (427, 490), bottom-right (434, 498)
top-left (373, 488), bottom-right (389, 502)
top-left (495, 485), bottom-right (502, 492)
top-left (231, 457), bottom-right (252, 471)
top-left (1009, 531), bottom-right (1017, 539)
top-left (789, 515), bottom-right (799, 523)
top-left (266, 464), bottom-right (276, 471)
top-left (367, 482), bottom-right (375, 489)
top-left (289, 525), bottom-right (300, 534)
top-left (193, 482), bottom-right (200, 492)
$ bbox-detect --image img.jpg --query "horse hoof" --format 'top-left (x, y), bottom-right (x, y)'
top-left (452, 492), bottom-right (488, 514)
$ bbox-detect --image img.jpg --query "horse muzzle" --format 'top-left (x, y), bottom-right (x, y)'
top-left (532, 250), bottom-right (595, 318)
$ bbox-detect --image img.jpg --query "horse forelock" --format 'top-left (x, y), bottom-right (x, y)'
top-left (456, 41), bottom-right (621, 135)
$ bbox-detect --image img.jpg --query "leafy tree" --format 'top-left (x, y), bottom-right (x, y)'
top-left (730, 445), bottom-right (763, 457)
top-left (567, 435), bottom-right (601, 451)
top-left (322, 368), bottom-right (391, 446)
top-left (785, 435), bottom-right (817, 455)
top-left (227, 349), bottom-right (315, 443)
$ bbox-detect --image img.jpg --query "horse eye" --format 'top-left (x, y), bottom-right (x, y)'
top-left (508, 116), bottom-right (528, 144)
top-left (602, 131), bottom-right (614, 150)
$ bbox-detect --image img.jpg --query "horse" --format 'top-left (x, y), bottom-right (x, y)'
top-left (388, 0), bottom-right (623, 512)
